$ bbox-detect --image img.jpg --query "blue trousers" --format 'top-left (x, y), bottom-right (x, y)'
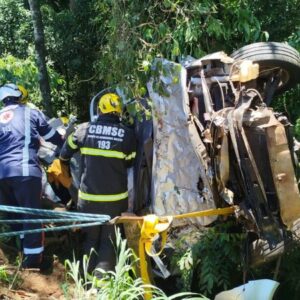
top-left (0, 176), bottom-right (44, 258)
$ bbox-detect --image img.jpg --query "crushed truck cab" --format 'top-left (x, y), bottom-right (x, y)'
top-left (133, 42), bottom-right (300, 265)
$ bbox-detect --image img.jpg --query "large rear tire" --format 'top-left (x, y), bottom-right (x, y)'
top-left (231, 42), bottom-right (300, 95)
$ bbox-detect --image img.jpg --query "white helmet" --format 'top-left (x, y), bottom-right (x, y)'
top-left (0, 83), bottom-right (22, 102)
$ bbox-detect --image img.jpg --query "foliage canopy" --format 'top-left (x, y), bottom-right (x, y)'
top-left (0, 0), bottom-right (298, 121)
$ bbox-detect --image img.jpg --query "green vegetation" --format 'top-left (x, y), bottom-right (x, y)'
top-left (0, 0), bottom-right (299, 298)
top-left (64, 228), bottom-right (208, 299)
top-left (0, 257), bottom-right (23, 290)
top-left (191, 224), bottom-right (246, 296)
top-left (0, 265), bottom-right (9, 284)
top-left (272, 86), bottom-right (300, 139)
top-left (171, 225), bottom-right (300, 300)
top-left (170, 222), bottom-right (246, 298)
top-left (0, 54), bottom-right (67, 111)
top-left (0, 0), bottom-right (298, 119)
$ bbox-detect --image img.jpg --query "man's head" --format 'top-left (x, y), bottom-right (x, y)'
top-left (0, 83), bottom-right (22, 105)
top-left (98, 93), bottom-right (122, 115)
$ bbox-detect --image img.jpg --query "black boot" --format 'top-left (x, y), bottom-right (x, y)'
top-left (22, 254), bottom-right (53, 273)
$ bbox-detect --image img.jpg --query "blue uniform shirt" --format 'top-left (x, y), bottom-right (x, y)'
top-left (0, 104), bottom-right (63, 179)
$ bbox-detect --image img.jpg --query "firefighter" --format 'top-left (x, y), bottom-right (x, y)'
top-left (0, 83), bottom-right (64, 270)
top-left (59, 92), bottom-right (136, 272)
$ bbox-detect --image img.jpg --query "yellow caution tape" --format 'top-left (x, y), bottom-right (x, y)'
top-left (112, 205), bottom-right (237, 300)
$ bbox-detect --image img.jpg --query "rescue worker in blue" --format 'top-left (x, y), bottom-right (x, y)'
top-left (0, 83), bottom-right (64, 270)
top-left (59, 93), bottom-right (136, 272)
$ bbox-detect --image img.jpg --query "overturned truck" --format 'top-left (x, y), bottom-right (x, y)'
top-left (133, 42), bottom-right (300, 267)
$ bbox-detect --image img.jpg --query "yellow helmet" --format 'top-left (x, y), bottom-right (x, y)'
top-left (98, 93), bottom-right (122, 114)
top-left (17, 85), bottom-right (29, 104)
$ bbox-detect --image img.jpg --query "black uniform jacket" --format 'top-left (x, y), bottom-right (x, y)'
top-left (60, 115), bottom-right (136, 202)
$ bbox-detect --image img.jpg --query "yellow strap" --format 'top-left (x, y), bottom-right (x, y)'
top-left (173, 206), bottom-right (236, 219)
top-left (139, 215), bottom-right (172, 300)
top-left (138, 236), bottom-right (152, 300)
top-left (111, 206), bottom-right (237, 225)
top-left (79, 190), bottom-right (128, 202)
top-left (140, 215), bottom-right (173, 257)
top-left (113, 205), bottom-right (237, 300)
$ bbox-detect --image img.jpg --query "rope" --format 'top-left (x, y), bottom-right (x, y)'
top-left (0, 204), bottom-right (238, 300)
top-left (0, 222), bottom-right (107, 238)
top-left (0, 205), bottom-right (108, 218)
top-left (0, 205), bottom-right (110, 238)
top-left (0, 218), bottom-right (101, 224)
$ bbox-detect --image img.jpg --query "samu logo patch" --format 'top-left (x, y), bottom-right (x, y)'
top-left (0, 110), bottom-right (14, 124)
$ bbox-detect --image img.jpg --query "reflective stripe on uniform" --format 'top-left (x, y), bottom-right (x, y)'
top-left (125, 152), bottom-right (136, 160)
top-left (42, 128), bottom-right (56, 140)
top-left (22, 106), bottom-right (31, 176)
top-left (23, 246), bottom-right (44, 255)
top-left (79, 190), bottom-right (128, 202)
top-left (80, 147), bottom-right (126, 159)
top-left (0, 104), bottom-right (18, 113)
top-left (67, 134), bottom-right (78, 150)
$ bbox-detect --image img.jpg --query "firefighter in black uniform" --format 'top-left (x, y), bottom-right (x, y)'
top-left (59, 93), bottom-right (136, 272)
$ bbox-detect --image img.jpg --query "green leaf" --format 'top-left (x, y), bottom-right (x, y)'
top-left (159, 23), bottom-right (167, 36)
top-left (185, 26), bottom-right (192, 42)
top-left (262, 31), bottom-right (270, 41)
top-left (243, 22), bottom-right (250, 40)
top-left (144, 28), bottom-right (153, 40)
top-left (171, 40), bottom-right (180, 57)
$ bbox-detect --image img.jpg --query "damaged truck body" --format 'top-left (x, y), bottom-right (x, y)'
top-left (133, 42), bottom-right (300, 265)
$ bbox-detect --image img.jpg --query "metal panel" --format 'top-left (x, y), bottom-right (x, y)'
top-left (147, 59), bottom-right (216, 226)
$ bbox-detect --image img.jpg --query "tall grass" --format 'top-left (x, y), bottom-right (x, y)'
top-left (64, 228), bottom-right (208, 300)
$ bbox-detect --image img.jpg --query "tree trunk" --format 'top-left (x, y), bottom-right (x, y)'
top-left (28, 0), bottom-right (53, 117)
top-left (69, 0), bottom-right (77, 12)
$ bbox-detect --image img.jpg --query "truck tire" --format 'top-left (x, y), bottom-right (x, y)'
top-left (231, 42), bottom-right (300, 94)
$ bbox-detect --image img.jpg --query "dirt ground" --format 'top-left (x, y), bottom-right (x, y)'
top-left (0, 242), bottom-right (70, 300)
top-left (0, 268), bottom-right (65, 299)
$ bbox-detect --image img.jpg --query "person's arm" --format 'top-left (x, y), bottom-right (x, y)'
top-left (35, 110), bottom-right (64, 148)
top-left (124, 128), bottom-right (137, 168)
top-left (58, 128), bottom-right (82, 179)
top-left (59, 130), bottom-right (80, 163)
